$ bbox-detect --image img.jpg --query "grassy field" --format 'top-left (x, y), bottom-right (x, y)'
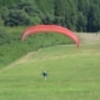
top-left (0, 44), bottom-right (100, 100)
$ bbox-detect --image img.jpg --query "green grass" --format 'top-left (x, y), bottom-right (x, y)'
top-left (0, 44), bottom-right (100, 100)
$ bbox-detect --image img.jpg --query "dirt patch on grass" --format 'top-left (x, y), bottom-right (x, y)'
top-left (78, 33), bottom-right (100, 44)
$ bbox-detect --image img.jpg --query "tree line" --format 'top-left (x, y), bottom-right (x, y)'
top-left (0, 0), bottom-right (100, 32)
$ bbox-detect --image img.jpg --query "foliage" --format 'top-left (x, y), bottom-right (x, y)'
top-left (0, 28), bottom-right (10, 45)
top-left (87, 2), bottom-right (100, 32)
top-left (0, 0), bottom-right (41, 26)
top-left (0, 0), bottom-right (100, 32)
top-left (4, 10), bottom-right (31, 26)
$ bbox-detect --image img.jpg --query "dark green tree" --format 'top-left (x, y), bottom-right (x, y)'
top-left (4, 10), bottom-right (31, 26)
top-left (76, 12), bottom-right (87, 32)
top-left (76, 0), bottom-right (90, 32)
top-left (87, 1), bottom-right (100, 32)
top-left (53, 0), bottom-right (66, 26)
top-left (0, 0), bottom-right (20, 8)
top-left (64, 0), bottom-right (77, 30)
top-left (0, 28), bottom-right (10, 45)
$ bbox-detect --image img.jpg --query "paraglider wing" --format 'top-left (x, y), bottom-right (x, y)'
top-left (21, 25), bottom-right (80, 47)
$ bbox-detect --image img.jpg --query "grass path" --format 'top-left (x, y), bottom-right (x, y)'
top-left (0, 52), bottom-right (34, 73)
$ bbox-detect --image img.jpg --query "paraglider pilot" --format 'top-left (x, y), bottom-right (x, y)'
top-left (42, 71), bottom-right (48, 80)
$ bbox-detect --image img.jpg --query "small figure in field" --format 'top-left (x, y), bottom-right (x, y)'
top-left (42, 71), bottom-right (48, 80)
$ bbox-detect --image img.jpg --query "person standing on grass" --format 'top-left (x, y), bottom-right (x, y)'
top-left (42, 71), bottom-right (48, 80)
